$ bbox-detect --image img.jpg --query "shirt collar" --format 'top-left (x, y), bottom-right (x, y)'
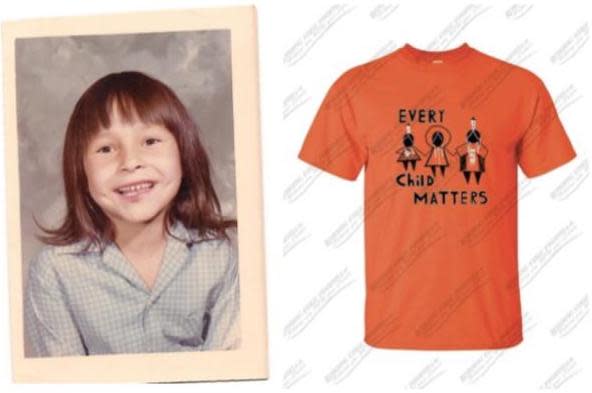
top-left (54, 220), bottom-right (202, 255)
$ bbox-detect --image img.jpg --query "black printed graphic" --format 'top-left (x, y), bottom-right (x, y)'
top-left (395, 123), bottom-right (424, 171)
top-left (393, 110), bottom-right (489, 206)
top-left (424, 125), bottom-right (454, 177)
top-left (455, 117), bottom-right (488, 184)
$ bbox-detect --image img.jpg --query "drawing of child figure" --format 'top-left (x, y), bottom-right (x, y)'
top-left (424, 125), bottom-right (454, 177)
top-left (396, 123), bottom-right (424, 171)
top-left (455, 116), bottom-right (488, 184)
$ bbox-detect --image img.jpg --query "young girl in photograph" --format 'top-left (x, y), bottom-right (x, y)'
top-left (24, 71), bottom-right (240, 356)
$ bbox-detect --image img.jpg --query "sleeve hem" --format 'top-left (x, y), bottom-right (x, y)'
top-left (522, 150), bottom-right (577, 179)
top-left (297, 151), bottom-right (359, 181)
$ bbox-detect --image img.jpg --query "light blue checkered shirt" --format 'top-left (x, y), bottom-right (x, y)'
top-left (24, 220), bottom-right (240, 357)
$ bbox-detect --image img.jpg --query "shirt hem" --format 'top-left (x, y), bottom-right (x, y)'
top-left (523, 150), bottom-right (577, 179)
top-left (297, 150), bottom-right (359, 181)
top-left (363, 334), bottom-right (523, 351)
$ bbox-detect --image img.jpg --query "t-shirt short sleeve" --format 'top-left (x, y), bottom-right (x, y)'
top-left (298, 72), bottom-right (367, 180)
top-left (517, 76), bottom-right (577, 178)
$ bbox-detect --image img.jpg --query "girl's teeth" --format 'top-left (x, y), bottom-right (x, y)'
top-left (118, 182), bottom-right (153, 194)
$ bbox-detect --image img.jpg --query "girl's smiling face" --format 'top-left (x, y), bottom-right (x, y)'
top-left (83, 105), bottom-right (182, 233)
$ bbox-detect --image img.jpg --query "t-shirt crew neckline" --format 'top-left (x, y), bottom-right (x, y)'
top-left (397, 42), bottom-right (477, 72)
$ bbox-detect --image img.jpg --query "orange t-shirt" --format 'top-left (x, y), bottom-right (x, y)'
top-left (298, 43), bottom-right (577, 350)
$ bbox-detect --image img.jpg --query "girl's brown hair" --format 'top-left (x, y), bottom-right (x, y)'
top-left (34, 71), bottom-right (236, 250)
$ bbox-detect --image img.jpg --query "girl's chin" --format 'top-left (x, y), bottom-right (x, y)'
top-left (110, 212), bottom-right (167, 228)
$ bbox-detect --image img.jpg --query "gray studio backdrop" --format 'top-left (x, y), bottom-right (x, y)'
top-left (15, 30), bottom-right (236, 355)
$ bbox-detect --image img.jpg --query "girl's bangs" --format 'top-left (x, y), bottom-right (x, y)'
top-left (95, 91), bottom-right (172, 132)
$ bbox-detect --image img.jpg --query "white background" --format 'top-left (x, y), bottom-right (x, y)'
top-left (1, 1), bottom-right (591, 391)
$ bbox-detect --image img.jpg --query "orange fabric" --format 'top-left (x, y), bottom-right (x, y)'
top-left (298, 43), bottom-right (576, 349)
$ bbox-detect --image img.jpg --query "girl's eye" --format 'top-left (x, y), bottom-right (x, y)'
top-left (96, 146), bottom-right (112, 154)
top-left (145, 138), bottom-right (162, 146)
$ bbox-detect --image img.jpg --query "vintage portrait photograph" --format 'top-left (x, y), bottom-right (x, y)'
top-left (3, 6), bottom-right (267, 383)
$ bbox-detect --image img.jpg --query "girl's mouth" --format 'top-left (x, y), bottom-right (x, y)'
top-left (115, 181), bottom-right (155, 200)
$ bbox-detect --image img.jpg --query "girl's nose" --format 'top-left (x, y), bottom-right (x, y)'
top-left (120, 147), bottom-right (143, 172)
